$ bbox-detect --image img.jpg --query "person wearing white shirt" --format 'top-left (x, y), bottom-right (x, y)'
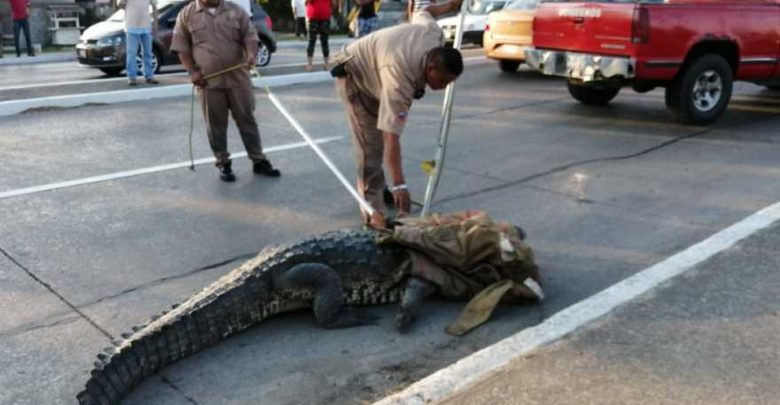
top-left (226, 0), bottom-right (252, 17)
top-left (291, 0), bottom-right (307, 39)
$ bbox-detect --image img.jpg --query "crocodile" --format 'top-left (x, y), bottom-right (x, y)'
top-left (77, 227), bottom-right (536, 405)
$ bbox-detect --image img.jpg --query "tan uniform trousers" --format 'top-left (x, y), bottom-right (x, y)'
top-left (197, 85), bottom-right (267, 168)
top-left (336, 77), bottom-right (386, 223)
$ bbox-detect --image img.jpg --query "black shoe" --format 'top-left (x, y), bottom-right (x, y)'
top-left (253, 159), bottom-right (281, 177)
top-left (219, 164), bottom-right (236, 182)
top-left (145, 78), bottom-right (159, 84)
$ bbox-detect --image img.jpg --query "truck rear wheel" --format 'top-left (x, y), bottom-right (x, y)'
top-left (666, 54), bottom-right (733, 125)
top-left (567, 81), bottom-right (620, 105)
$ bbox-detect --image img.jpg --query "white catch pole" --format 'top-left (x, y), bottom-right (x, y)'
top-left (251, 68), bottom-right (376, 217)
top-left (420, 0), bottom-right (470, 217)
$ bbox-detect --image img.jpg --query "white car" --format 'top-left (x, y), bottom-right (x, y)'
top-left (437, 0), bottom-right (508, 46)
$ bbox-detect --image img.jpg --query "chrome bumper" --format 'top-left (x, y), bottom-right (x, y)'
top-left (524, 48), bottom-right (634, 82)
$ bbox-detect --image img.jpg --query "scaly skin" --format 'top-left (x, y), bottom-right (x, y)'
top-left (77, 228), bottom-right (411, 405)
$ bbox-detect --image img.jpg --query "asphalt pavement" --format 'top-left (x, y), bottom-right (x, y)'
top-left (1, 50), bottom-right (779, 405)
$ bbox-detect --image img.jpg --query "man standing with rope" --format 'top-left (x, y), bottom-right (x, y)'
top-left (171, 0), bottom-right (280, 182)
top-left (330, 0), bottom-right (464, 228)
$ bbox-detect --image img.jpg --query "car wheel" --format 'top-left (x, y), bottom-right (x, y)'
top-left (100, 67), bottom-right (123, 77)
top-left (256, 40), bottom-right (271, 67)
top-left (136, 49), bottom-right (161, 76)
top-left (567, 81), bottom-right (620, 105)
top-left (666, 54), bottom-right (732, 125)
top-left (499, 60), bottom-right (520, 73)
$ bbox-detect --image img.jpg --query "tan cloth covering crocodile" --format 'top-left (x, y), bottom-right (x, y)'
top-left (377, 210), bottom-right (544, 335)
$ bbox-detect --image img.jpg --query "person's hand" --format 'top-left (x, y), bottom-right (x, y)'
top-left (152, 22), bottom-right (159, 35)
top-left (190, 70), bottom-right (206, 87)
top-left (369, 211), bottom-right (387, 230)
top-left (245, 54), bottom-right (256, 69)
top-left (392, 188), bottom-right (411, 214)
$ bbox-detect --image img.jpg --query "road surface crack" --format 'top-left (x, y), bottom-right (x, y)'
top-left (433, 115), bottom-right (778, 207)
top-left (0, 245), bottom-right (114, 340)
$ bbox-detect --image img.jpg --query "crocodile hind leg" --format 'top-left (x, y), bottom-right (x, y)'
top-left (277, 263), bottom-right (379, 328)
top-left (395, 276), bottom-right (437, 332)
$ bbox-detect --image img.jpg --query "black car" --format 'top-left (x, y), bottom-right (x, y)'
top-left (76, 0), bottom-right (277, 77)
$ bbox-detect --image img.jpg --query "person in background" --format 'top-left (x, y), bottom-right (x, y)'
top-left (118, 0), bottom-right (159, 85)
top-left (171, 0), bottom-right (281, 182)
top-left (355, 0), bottom-right (378, 38)
top-left (304, 0), bottom-right (331, 71)
top-left (291, 0), bottom-right (307, 40)
top-left (225, 0), bottom-right (252, 16)
top-left (330, 0), bottom-right (464, 228)
top-left (407, 0), bottom-right (436, 20)
top-left (8, 0), bottom-right (34, 57)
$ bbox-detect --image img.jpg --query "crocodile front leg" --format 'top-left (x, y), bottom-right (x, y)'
top-left (395, 276), bottom-right (437, 332)
top-left (278, 263), bottom-right (379, 328)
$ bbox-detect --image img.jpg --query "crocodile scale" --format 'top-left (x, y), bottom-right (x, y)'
top-left (77, 228), bottom-right (409, 405)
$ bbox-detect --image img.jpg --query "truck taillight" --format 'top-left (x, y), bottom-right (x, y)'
top-left (485, 23), bottom-right (490, 32)
top-left (632, 7), bottom-right (649, 44)
top-left (265, 16), bottom-right (273, 31)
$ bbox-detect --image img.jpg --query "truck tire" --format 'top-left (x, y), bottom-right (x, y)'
top-left (567, 81), bottom-right (620, 105)
top-left (499, 60), bottom-right (520, 72)
top-left (666, 54), bottom-right (733, 125)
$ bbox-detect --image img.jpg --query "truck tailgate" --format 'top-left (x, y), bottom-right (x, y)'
top-left (533, 1), bottom-right (637, 56)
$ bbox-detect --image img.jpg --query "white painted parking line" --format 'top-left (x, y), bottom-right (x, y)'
top-left (373, 200), bottom-right (780, 405)
top-left (0, 136), bottom-right (343, 200)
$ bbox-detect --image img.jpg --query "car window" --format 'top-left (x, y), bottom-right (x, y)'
top-left (467, 0), bottom-right (508, 14)
top-left (108, 0), bottom-right (182, 22)
top-left (504, 0), bottom-right (539, 9)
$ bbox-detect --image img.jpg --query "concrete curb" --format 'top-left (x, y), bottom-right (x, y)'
top-left (275, 37), bottom-right (352, 50)
top-left (0, 52), bottom-right (76, 66)
top-left (0, 56), bottom-right (488, 116)
top-left (0, 71), bottom-right (332, 116)
top-left (372, 201), bottom-right (780, 405)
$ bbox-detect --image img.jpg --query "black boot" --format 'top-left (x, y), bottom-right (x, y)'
top-left (253, 159), bottom-right (281, 177)
top-left (219, 162), bottom-right (236, 182)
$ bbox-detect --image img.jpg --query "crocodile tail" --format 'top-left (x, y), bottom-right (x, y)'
top-left (77, 270), bottom-right (272, 405)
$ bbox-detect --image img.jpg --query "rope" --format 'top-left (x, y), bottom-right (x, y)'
top-left (187, 64), bottom-right (247, 171)
top-left (186, 62), bottom-right (376, 217)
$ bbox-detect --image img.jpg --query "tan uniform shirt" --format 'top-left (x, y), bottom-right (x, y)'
top-left (336, 11), bottom-right (444, 135)
top-left (170, 0), bottom-right (257, 89)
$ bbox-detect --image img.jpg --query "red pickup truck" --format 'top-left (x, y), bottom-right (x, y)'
top-left (524, 0), bottom-right (780, 125)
